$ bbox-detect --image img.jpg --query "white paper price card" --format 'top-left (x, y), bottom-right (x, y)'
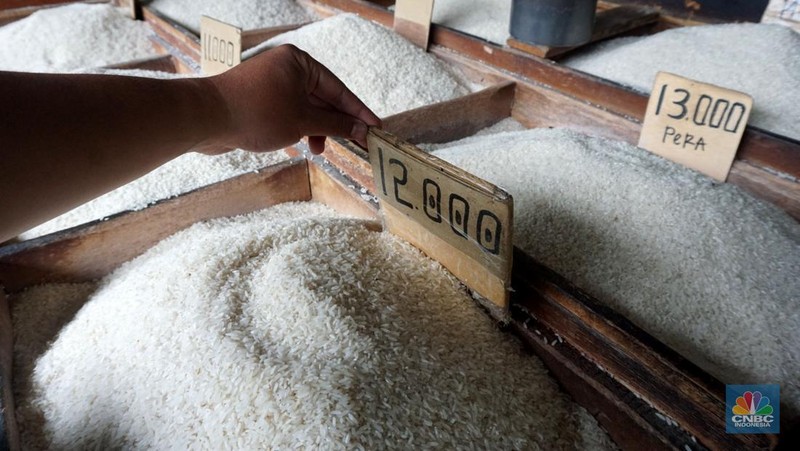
top-left (367, 128), bottom-right (514, 309)
top-left (638, 72), bottom-right (753, 182)
top-left (200, 16), bottom-right (242, 75)
top-left (393, 0), bottom-right (435, 50)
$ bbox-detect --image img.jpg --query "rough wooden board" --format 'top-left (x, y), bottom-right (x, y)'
top-left (507, 5), bottom-right (660, 59)
top-left (367, 128), bottom-right (513, 308)
top-left (393, 0), bottom-right (433, 49)
top-left (103, 54), bottom-right (178, 72)
top-left (0, 159), bottom-right (311, 293)
top-left (0, 290), bottom-right (19, 451)
top-left (383, 81), bottom-right (516, 144)
top-left (308, 157), bottom-right (380, 222)
top-left (142, 6), bottom-right (201, 61)
top-left (511, 250), bottom-right (779, 451)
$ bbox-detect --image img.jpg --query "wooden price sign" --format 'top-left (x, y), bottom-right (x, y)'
top-left (367, 128), bottom-right (514, 308)
top-left (200, 16), bottom-right (242, 75)
top-left (638, 72), bottom-right (753, 182)
top-left (393, 0), bottom-right (435, 50)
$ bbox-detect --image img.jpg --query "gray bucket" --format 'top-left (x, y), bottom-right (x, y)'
top-left (510, 0), bottom-right (598, 47)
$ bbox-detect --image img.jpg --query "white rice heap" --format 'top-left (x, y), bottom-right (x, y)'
top-left (20, 69), bottom-right (290, 239)
top-left (147, 0), bottom-right (314, 33)
top-left (0, 4), bottom-right (157, 73)
top-left (245, 14), bottom-right (471, 117)
top-left (564, 23), bottom-right (800, 141)
top-left (12, 202), bottom-right (615, 450)
top-left (432, 0), bottom-right (512, 44)
top-left (429, 128), bottom-right (800, 415)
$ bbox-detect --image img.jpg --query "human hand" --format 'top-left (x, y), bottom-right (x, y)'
top-left (200, 44), bottom-right (381, 155)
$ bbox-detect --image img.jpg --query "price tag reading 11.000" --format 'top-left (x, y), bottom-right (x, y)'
top-left (638, 72), bottom-right (753, 182)
top-left (367, 128), bottom-right (513, 309)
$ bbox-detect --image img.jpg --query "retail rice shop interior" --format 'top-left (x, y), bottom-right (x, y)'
top-left (0, 0), bottom-right (798, 449)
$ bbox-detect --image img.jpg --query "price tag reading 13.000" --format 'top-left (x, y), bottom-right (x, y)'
top-left (638, 72), bottom-right (753, 182)
top-left (367, 128), bottom-right (513, 309)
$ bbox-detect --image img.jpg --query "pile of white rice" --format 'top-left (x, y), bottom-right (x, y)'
top-left (428, 127), bottom-right (800, 416)
top-left (564, 23), bottom-right (800, 141)
top-left (146, 0), bottom-right (315, 33)
top-left (0, 4), bottom-right (157, 73)
top-left (12, 202), bottom-right (615, 449)
top-left (245, 14), bottom-right (472, 117)
top-left (432, 0), bottom-right (512, 44)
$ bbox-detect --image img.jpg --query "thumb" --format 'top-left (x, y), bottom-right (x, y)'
top-left (305, 108), bottom-right (369, 148)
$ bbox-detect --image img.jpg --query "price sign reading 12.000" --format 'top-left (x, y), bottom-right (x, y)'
top-left (638, 72), bottom-right (753, 182)
top-left (367, 128), bottom-right (513, 309)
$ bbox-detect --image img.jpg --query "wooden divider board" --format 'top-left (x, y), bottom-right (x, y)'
top-left (200, 16), bottom-right (241, 75)
top-left (367, 128), bottom-right (513, 308)
top-left (393, 0), bottom-right (434, 50)
top-left (638, 72), bottom-right (753, 182)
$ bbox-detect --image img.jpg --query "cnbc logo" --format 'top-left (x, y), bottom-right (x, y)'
top-left (726, 385), bottom-right (780, 434)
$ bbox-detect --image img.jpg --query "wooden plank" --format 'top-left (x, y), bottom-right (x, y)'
top-left (103, 54), bottom-right (178, 72)
top-left (0, 290), bottom-right (19, 451)
top-left (382, 81), bottom-right (516, 144)
top-left (0, 159), bottom-right (311, 293)
top-left (507, 5), bottom-right (660, 59)
top-left (308, 155), bottom-right (380, 222)
top-left (507, 274), bottom-right (685, 451)
top-left (510, 250), bottom-right (778, 450)
top-left (142, 6), bottom-right (201, 62)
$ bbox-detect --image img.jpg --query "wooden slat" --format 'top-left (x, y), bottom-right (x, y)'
top-left (507, 5), bottom-right (660, 59)
top-left (103, 54), bottom-right (178, 72)
top-left (383, 81), bottom-right (516, 144)
top-left (0, 159), bottom-right (311, 292)
top-left (307, 154), bottom-right (380, 222)
top-left (510, 249), bottom-right (778, 450)
top-left (0, 290), bottom-right (19, 451)
top-left (142, 6), bottom-right (201, 62)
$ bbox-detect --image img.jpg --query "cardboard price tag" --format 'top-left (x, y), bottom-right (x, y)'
top-left (200, 16), bottom-right (242, 75)
top-left (367, 128), bottom-right (514, 308)
top-left (393, 0), bottom-right (434, 50)
top-left (638, 72), bottom-right (753, 182)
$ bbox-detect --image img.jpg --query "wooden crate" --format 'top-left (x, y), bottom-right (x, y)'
top-left (141, 5), bottom-right (797, 446)
top-left (1, 2), bottom-right (797, 450)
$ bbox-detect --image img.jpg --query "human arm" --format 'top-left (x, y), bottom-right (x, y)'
top-left (0, 44), bottom-right (380, 242)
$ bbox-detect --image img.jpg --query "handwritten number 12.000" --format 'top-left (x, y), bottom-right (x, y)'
top-left (654, 84), bottom-right (747, 134)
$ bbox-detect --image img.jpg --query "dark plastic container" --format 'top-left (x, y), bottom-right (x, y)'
top-left (510, 0), bottom-right (598, 47)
